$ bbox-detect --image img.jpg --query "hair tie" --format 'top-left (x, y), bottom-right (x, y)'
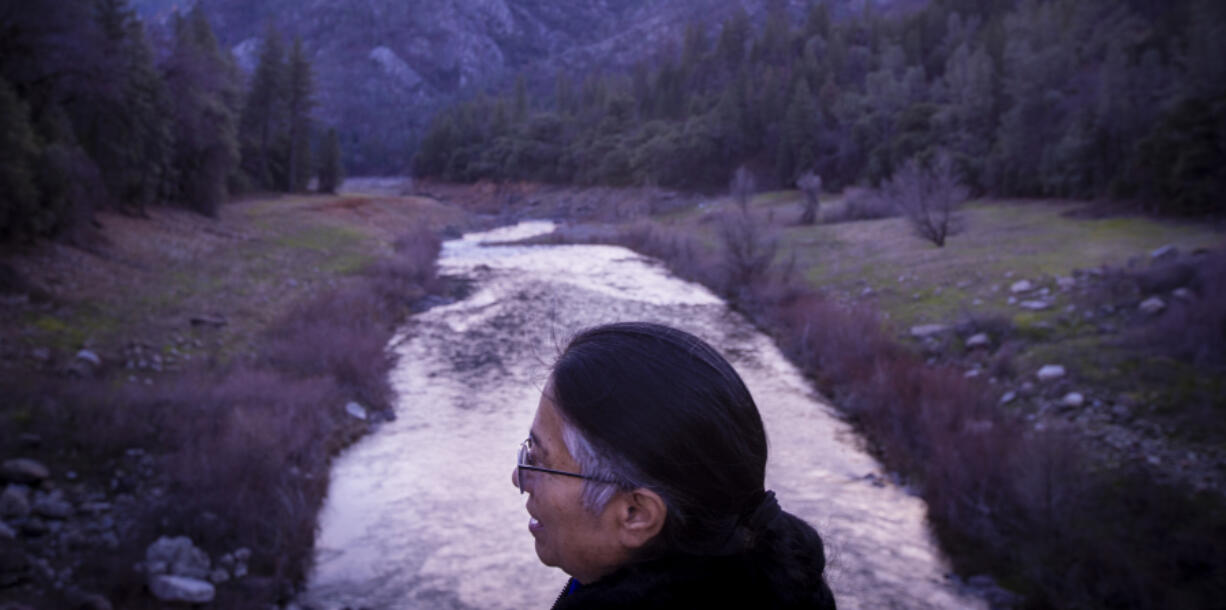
top-left (743, 489), bottom-right (782, 531)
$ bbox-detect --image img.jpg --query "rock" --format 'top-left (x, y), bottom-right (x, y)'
top-left (1010, 280), bottom-right (1034, 293)
top-left (909, 324), bottom-right (950, 338)
top-left (0, 546), bottom-right (31, 588)
top-left (75, 349), bottom-right (102, 367)
top-left (148, 575), bottom-right (216, 604)
top-left (1139, 296), bottom-right (1166, 315)
top-left (0, 485), bottom-right (31, 519)
top-left (0, 520), bottom-right (14, 540)
top-left (233, 547), bottom-right (251, 562)
top-left (1173, 287), bottom-right (1194, 301)
top-left (32, 493), bottom-right (72, 519)
top-left (189, 315), bottom-right (227, 328)
top-left (1112, 404), bottom-right (1131, 420)
top-left (30, 347), bottom-right (51, 362)
top-left (1061, 392), bottom-right (1085, 408)
top-left (1150, 244), bottom-right (1178, 261)
top-left (965, 333), bottom-right (991, 349)
top-left (1006, 296), bottom-right (1017, 305)
top-left (209, 568), bottom-right (230, 584)
top-left (1036, 365), bottom-right (1066, 382)
top-left (1056, 276), bottom-right (1076, 290)
top-left (999, 391), bottom-right (1017, 405)
top-left (1019, 300), bottom-right (1051, 311)
top-left (345, 401), bottom-right (368, 421)
top-left (1, 459), bottom-right (49, 484)
top-left (64, 589), bottom-right (112, 610)
top-left (145, 536), bottom-right (210, 580)
top-left (963, 369), bottom-right (981, 378)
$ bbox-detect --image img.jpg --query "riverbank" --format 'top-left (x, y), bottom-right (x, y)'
top-left (0, 193), bottom-right (470, 608)
top-left (482, 183), bottom-right (1225, 608)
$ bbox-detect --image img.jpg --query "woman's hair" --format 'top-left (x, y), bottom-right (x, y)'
top-left (550, 321), bottom-right (834, 604)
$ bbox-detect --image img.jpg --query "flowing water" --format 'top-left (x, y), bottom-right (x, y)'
top-left (300, 222), bottom-right (985, 610)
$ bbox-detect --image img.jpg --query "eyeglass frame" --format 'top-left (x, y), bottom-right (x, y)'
top-left (516, 437), bottom-right (613, 494)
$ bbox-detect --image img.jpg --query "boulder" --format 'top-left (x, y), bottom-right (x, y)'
top-left (0, 485), bottom-right (31, 519)
top-left (1010, 280), bottom-right (1034, 293)
top-left (148, 575), bottom-right (215, 604)
top-left (1056, 276), bottom-right (1076, 291)
top-left (1036, 365), bottom-right (1066, 382)
top-left (909, 324), bottom-right (950, 338)
top-left (1018, 300), bottom-right (1051, 311)
top-left (64, 589), bottom-right (112, 610)
top-left (965, 333), bottom-right (991, 349)
top-left (1, 459), bottom-right (49, 484)
top-left (999, 391), bottom-right (1017, 405)
top-left (1150, 244), bottom-right (1178, 261)
top-left (1173, 287), bottom-right (1194, 301)
top-left (32, 493), bottom-right (72, 519)
top-left (1139, 296), bottom-right (1166, 315)
top-left (1061, 392), bottom-right (1085, 408)
top-left (345, 401), bottom-right (368, 421)
top-left (145, 536), bottom-right (210, 580)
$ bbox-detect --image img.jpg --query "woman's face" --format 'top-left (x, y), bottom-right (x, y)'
top-left (512, 386), bottom-right (629, 584)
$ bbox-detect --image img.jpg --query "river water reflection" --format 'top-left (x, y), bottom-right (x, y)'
top-left (300, 222), bottom-right (984, 609)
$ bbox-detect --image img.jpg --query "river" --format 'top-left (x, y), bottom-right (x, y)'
top-left (299, 221), bottom-right (985, 610)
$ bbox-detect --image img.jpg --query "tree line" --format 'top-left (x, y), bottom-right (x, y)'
top-left (415, 0), bottom-right (1226, 216)
top-left (0, 0), bottom-right (344, 243)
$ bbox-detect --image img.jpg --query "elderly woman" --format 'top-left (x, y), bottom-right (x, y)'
top-left (514, 322), bottom-right (836, 609)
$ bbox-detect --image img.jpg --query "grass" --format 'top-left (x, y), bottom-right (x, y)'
top-left (0, 192), bottom-right (465, 608)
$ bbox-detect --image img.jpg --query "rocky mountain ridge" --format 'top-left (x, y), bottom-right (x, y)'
top-left (131, 0), bottom-right (913, 172)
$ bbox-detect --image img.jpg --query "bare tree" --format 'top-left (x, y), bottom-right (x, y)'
top-left (797, 171), bottom-right (822, 224)
top-left (886, 153), bottom-right (969, 247)
top-left (720, 165), bottom-right (777, 297)
top-left (730, 165), bottom-right (756, 212)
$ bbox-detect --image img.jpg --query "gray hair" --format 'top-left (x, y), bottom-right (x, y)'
top-left (558, 415), bottom-right (655, 513)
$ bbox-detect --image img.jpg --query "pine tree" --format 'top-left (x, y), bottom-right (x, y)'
top-left (0, 78), bottom-right (43, 240)
top-left (163, 6), bottom-right (241, 216)
top-left (240, 26), bottom-right (287, 190)
top-left (286, 36), bottom-right (314, 192)
top-left (318, 128), bottom-right (343, 194)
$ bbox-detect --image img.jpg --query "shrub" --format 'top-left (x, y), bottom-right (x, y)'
top-left (885, 152), bottom-right (968, 246)
top-left (797, 171), bottom-right (822, 225)
top-left (824, 187), bottom-right (899, 224)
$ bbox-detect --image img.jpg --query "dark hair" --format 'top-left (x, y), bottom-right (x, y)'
top-left (551, 321), bottom-right (834, 605)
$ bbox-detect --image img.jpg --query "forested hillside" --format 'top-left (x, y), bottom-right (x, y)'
top-left (0, 1), bottom-right (341, 243)
top-left (125, 0), bottom-right (927, 174)
top-left (417, 0), bottom-right (1226, 215)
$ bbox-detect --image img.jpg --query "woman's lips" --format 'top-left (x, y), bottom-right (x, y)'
top-left (529, 517), bottom-right (542, 534)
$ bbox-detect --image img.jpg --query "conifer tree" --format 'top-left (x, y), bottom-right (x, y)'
top-left (240, 26), bottom-right (287, 190)
top-left (318, 128), bottom-right (343, 194)
top-left (0, 78), bottom-right (43, 239)
top-left (163, 6), bottom-right (240, 216)
top-left (286, 36), bottom-right (314, 192)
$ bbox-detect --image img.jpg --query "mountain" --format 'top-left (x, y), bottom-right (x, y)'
top-left (131, 0), bottom-right (912, 173)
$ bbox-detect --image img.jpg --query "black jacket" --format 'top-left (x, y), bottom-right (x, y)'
top-left (550, 553), bottom-right (836, 609)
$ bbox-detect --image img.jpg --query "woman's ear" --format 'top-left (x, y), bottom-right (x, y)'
top-left (614, 488), bottom-right (667, 550)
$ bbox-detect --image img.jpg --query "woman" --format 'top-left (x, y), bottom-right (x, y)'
top-left (513, 322), bottom-right (836, 609)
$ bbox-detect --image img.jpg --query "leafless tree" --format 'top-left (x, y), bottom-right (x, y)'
top-left (886, 153), bottom-right (969, 247)
top-left (730, 165), bottom-right (756, 212)
top-left (797, 171), bottom-right (822, 225)
top-left (719, 166), bottom-right (776, 296)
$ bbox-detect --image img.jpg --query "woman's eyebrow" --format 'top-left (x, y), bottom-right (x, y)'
top-left (529, 431), bottom-right (548, 458)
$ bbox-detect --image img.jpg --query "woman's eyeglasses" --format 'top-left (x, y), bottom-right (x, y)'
top-left (515, 438), bottom-right (607, 494)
